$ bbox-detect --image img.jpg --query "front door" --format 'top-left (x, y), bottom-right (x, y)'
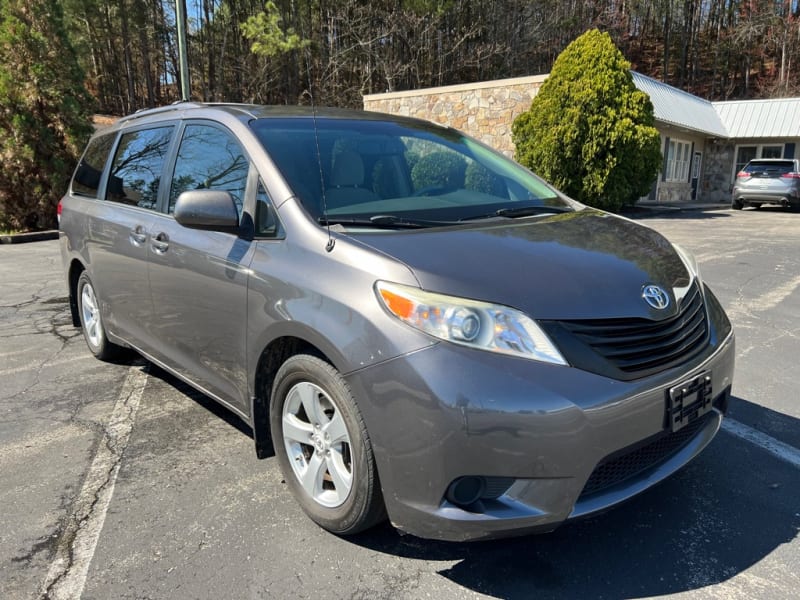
top-left (146, 122), bottom-right (254, 410)
top-left (691, 151), bottom-right (702, 200)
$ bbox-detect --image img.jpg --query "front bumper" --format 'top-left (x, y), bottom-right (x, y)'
top-left (346, 303), bottom-right (735, 542)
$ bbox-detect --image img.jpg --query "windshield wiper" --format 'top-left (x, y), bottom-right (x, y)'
top-left (318, 215), bottom-right (456, 229)
top-left (460, 204), bottom-right (572, 221)
top-left (370, 214), bottom-right (460, 227)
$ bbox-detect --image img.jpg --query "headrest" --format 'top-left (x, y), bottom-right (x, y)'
top-left (331, 151), bottom-right (365, 187)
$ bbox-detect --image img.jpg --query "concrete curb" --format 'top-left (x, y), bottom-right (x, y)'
top-left (0, 230), bottom-right (59, 244)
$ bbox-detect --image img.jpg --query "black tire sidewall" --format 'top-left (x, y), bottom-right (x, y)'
top-left (270, 355), bottom-right (380, 535)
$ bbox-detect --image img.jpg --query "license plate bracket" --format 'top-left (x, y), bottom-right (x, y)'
top-left (666, 372), bottom-right (712, 432)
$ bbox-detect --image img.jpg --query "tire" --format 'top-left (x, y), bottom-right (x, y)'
top-left (731, 198), bottom-right (743, 210)
top-left (76, 272), bottom-right (121, 360)
top-left (270, 354), bottom-right (385, 535)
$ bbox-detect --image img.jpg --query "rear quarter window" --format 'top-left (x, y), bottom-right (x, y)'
top-left (71, 134), bottom-right (116, 198)
top-left (107, 126), bottom-right (174, 210)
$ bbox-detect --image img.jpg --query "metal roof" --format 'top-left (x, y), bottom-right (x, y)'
top-left (631, 72), bottom-right (800, 139)
top-left (713, 98), bottom-right (800, 139)
top-left (631, 72), bottom-right (729, 138)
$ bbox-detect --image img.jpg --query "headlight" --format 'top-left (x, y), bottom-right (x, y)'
top-left (375, 281), bottom-right (567, 365)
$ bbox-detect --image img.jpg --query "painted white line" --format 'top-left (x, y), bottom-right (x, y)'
top-left (721, 418), bottom-right (800, 470)
top-left (39, 363), bottom-right (149, 600)
top-left (0, 346), bottom-right (38, 358)
top-left (0, 424), bottom-right (85, 466)
top-left (726, 274), bottom-right (800, 320)
top-left (0, 354), bottom-right (95, 377)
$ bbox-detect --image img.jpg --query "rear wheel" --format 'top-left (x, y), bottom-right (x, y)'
top-left (731, 198), bottom-right (743, 210)
top-left (77, 272), bottom-right (121, 360)
top-left (270, 354), bottom-right (385, 535)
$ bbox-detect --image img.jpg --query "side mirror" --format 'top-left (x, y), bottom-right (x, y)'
top-left (174, 190), bottom-right (239, 231)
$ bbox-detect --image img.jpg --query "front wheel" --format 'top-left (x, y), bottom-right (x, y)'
top-left (77, 272), bottom-right (121, 360)
top-left (270, 355), bottom-right (385, 535)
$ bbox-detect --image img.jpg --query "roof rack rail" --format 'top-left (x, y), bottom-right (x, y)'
top-left (117, 102), bottom-right (206, 124)
top-left (200, 102), bottom-right (261, 118)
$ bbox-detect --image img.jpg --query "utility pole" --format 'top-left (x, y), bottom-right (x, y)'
top-left (175, 0), bottom-right (191, 101)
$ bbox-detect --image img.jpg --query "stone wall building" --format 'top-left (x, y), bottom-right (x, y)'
top-left (364, 74), bottom-right (800, 204)
top-left (364, 76), bottom-right (545, 158)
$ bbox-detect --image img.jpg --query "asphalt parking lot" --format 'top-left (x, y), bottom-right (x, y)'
top-left (1, 207), bottom-right (799, 600)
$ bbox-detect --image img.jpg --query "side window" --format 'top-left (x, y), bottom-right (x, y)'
top-left (169, 124), bottom-right (249, 216)
top-left (72, 134), bottom-right (116, 198)
top-left (107, 126), bottom-right (173, 209)
top-left (255, 181), bottom-right (280, 237)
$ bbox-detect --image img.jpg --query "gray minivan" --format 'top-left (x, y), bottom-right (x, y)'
top-left (59, 103), bottom-right (735, 541)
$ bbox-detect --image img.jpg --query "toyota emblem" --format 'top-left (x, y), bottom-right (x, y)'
top-left (642, 285), bottom-right (670, 310)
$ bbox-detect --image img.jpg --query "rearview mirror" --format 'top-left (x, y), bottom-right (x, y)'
top-left (174, 190), bottom-right (239, 231)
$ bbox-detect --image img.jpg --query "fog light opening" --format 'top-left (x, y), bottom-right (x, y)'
top-left (446, 476), bottom-right (486, 506)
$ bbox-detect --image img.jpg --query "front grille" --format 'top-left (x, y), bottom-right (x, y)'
top-left (555, 281), bottom-right (708, 380)
top-left (579, 411), bottom-right (713, 498)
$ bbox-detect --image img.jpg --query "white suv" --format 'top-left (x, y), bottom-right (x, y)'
top-left (732, 158), bottom-right (800, 210)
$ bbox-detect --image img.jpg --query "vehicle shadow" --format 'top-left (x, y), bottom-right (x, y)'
top-left (144, 363), bottom-right (259, 445)
top-left (627, 204), bottom-right (799, 221)
top-left (728, 394), bottom-right (800, 451)
top-left (624, 207), bottom-right (733, 221)
top-left (349, 394), bottom-right (799, 598)
top-left (736, 205), bottom-right (799, 213)
top-left (136, 362), bottom-right (798, 598)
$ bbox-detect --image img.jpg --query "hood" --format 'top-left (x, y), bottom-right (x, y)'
top-left (351, 209), bottom-right (691, 320)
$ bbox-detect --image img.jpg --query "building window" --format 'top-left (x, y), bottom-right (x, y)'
top-left (761, 145), bottom-right (783, 158)
top-left (666, 139), bottom-right (691, 182)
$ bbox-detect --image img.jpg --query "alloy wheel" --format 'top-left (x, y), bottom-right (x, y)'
top-left (281, 381), bottom-right (353, 508)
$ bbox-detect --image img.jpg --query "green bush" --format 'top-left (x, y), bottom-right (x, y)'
top-left (411, 151), bottom-right (466, 190)
top-left (465, 161), bottom-right (505, 196)
top-left (404, 151), bottom-right (420, 174)
top-left (0, 0), bottom-right (94, 231)
top-left (512, 29), bottom-right (661, 212)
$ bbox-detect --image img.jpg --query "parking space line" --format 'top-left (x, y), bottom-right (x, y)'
top-left (39, 362), bottom-right (149, 600)
top-left (722, 418), bottom-right (800, 469)
top-left (0, 346), bottom-right (38, 358)
top-left (0, 354), bottom-right (95, 377)
top-left (726, 274), bottom-right (800, 320)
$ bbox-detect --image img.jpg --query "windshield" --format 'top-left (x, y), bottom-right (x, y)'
top-left (250, 117), bottom-right (575, 226)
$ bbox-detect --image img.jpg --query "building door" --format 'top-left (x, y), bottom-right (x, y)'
top-left (691, 151), bottom-right (702, 200)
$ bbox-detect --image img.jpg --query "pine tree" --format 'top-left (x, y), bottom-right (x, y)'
top-left (512, 29), bottom-right (662, 212)
top-left (0, 0), bottom-right (94, 231)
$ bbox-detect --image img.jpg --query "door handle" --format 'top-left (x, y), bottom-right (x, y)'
top-left (129, 226), bottom-right (147, 246)
top-left (151, 232), bottom-right (169, 253)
